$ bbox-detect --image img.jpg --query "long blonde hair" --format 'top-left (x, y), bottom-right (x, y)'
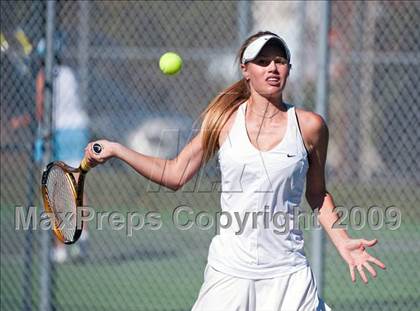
top-left (200, 31), bottom-right (279, 163)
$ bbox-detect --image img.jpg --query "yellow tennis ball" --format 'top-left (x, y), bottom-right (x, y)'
top-left (159, 52), bottom-right (183, 75)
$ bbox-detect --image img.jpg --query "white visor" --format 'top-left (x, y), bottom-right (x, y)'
top-left (241, 34), bottom-right (291, 64)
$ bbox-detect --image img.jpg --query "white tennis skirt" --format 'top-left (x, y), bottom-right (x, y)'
top-left (191, 264), bottom-right (331, 311)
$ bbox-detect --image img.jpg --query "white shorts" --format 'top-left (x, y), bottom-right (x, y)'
top-left (191, 264), bottom-right (331, 311)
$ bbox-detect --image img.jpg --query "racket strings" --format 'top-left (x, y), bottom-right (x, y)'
top-left (46, 166), bottom-right (77, 242)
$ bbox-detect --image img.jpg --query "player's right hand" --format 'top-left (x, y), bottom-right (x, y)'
top-left (84, 140), bottom-right (117, 167)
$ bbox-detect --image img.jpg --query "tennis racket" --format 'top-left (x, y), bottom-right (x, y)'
top-left (41, 143), bottom-right (102, 244)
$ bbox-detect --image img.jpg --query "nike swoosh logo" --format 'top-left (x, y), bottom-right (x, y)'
top-left (287, 154), bottom-right (296, 157)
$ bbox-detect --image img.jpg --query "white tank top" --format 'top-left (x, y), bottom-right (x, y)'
top-left (207, 101), bottom-right (309, 279)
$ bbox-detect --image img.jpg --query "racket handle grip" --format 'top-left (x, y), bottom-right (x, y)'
top-left (80, 143), bottom-right (102, 171)
top-left (80, 157), bottom-right (91, 172)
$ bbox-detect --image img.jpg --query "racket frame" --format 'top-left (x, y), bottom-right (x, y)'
top-left (41, 161), bottom-right (88, 244)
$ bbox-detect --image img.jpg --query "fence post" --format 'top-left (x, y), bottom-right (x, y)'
top-left (39, 1), bottom-right (56, 310)
top-left (294, 1), bottom-right (307, 106)
top-left (236, 0), bottom-right (251, 81)
top-left (311, 0), bottom-right (331, 297)
top-left (237, 0), bottom-right (251, 44)
top-left (78, 0), bottom-right (90, 112)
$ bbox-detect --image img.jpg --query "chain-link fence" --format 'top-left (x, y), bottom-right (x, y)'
top-left (1, 1), bottom-right (419, 310)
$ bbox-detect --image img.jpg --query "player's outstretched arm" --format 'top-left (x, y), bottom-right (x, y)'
top-left (84, 131), bottom-right (205, 191)
top-left (302, 111), bottom-right (386, 283)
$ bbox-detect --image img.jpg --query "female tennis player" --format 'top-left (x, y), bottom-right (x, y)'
top-left (85, 31), bottom-right (386, 310)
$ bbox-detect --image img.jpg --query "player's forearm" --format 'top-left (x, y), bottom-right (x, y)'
top-left (309, 192), bottom-right (350, 249)
top-left (113, 143), bottom-right (181, 191)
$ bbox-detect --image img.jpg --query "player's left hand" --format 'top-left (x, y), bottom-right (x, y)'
top-left (337, 238), bottom-right (386, 283)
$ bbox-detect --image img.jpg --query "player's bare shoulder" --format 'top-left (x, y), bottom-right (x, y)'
top-left (295, 107), bottom-right (328, 153)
